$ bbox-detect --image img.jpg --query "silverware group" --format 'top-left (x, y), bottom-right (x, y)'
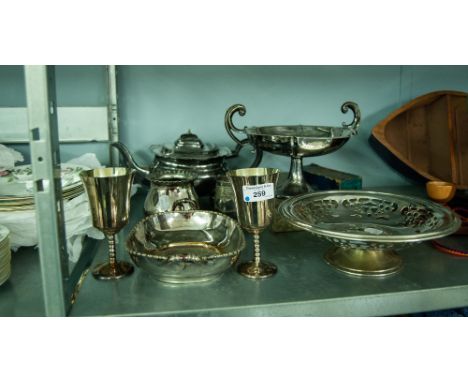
top-left (78, 102), bottom-right (461, 283)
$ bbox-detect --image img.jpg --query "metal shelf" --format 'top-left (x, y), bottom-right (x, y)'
top-left (3, 186), bottom-right (468, 317)
top-left (3, 65), bottom-right (468, 316)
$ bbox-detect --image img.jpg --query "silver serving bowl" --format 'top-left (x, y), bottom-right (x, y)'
top-left (225, 102), bottom-right (361, 196)
top-left (279, 190), bottom-right (461, 276)
top-left (244, 125), bottom-right (353, 158)
top-left (126, 210), bottom-right (245, 283)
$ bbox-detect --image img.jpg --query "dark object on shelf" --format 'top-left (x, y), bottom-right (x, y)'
top-left (303, 163), bottom-right (362, 190)
top-left (452, 206), bottom-right (468, 235)
top-left (370, 90), bottom-right (468, 190)
top-left (432, 236), bottom-right (468, 257)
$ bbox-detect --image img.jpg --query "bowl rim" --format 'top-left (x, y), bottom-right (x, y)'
top-left (244, 125), bottom-right (354, 140)
top-left (126, 210), bottom-right (246, 261)
top-left (278, 190), bottom-right (461, 243)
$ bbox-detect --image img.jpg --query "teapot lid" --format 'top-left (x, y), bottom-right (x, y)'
top-left (151, 130), bottom-right (232, 160)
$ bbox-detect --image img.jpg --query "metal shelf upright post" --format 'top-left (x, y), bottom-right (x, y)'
top-left (24, 66), bottom-right (68, 316)
top-left (23, 65), bottom-right (120, 316)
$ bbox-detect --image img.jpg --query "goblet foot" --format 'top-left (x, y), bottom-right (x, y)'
top-left (324, 246), bottom-right (402, 277)
top-left (237, 260), bottom-right (277, 279)
top-left (92, 261), bottom-right (134, 281)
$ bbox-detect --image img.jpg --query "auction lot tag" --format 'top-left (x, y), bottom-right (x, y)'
top-left (242, 183), bottom-right (275, 202)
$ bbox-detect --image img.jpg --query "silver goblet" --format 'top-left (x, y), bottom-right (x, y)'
top-left (80, 167), bottom-right (135, 280)
top-left (227, 168), bottom-right (280, 279)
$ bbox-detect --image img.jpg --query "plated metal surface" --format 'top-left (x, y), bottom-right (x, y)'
top-left (279, 190), bottom-right (461, 276)
top-left (144, 169), bottom-right (199, 215)
top-left (127, 210), bottom-right (245, 283)
top-left (228, 168), bottom-right (280, 279)
top-left (225, 102), bottom-right (360, 197)
top-left (81, 167), bottom-right (135, 280)
top-left (4, 186), bottom-right (468, 317)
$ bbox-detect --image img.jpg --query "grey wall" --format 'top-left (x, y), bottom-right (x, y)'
top-left (0, 65), bottom-right (110, 163)
top-left (1, 65), bottom-right (468, 187)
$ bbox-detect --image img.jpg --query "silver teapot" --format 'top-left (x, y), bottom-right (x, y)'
top-left (112, 130), bottom-right (261, 196)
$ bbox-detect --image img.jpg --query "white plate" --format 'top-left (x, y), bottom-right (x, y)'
top-left (0, 164), bottom-right (89, 197)
top-left (0, 189), bottom-right (84, 212)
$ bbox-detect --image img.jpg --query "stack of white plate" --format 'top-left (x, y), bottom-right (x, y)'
top-left (0, 225), bottom-right (11, 286)
top-left (0, 164), bottom-right (88, 212)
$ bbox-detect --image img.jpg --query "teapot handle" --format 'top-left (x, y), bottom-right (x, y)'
top-left (225, 104), bottom-right (263, 168)
top-left (172, 198), bottom-right (199, 211)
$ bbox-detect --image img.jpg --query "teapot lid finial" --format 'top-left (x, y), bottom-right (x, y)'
top-left (174, 131), bottom-right (205, 152)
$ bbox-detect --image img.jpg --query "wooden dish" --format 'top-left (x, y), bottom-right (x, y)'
top-left (370, 91), bottom-right (468, 190)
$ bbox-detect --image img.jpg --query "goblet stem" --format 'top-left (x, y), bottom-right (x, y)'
top-left (253, 231), bottom-right (261, 266)
top-left (107, 233), bottom-right (117, 272)
top-left (92, 232), bottom-right (134, 280)
top-left (237, 229), bottom-right (277, 279)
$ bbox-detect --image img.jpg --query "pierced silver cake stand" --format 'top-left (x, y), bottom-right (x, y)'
top-left (225, 102), bottom-right (360, 197)
top-left (279, 190), bottom-right (461, 277)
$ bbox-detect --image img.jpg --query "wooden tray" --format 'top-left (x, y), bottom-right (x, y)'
top-left (370, 91), bottom-right (468, 189)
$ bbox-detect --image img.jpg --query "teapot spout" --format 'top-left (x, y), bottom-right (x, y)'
top-left (111, 142), bottom-right (150, 177)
